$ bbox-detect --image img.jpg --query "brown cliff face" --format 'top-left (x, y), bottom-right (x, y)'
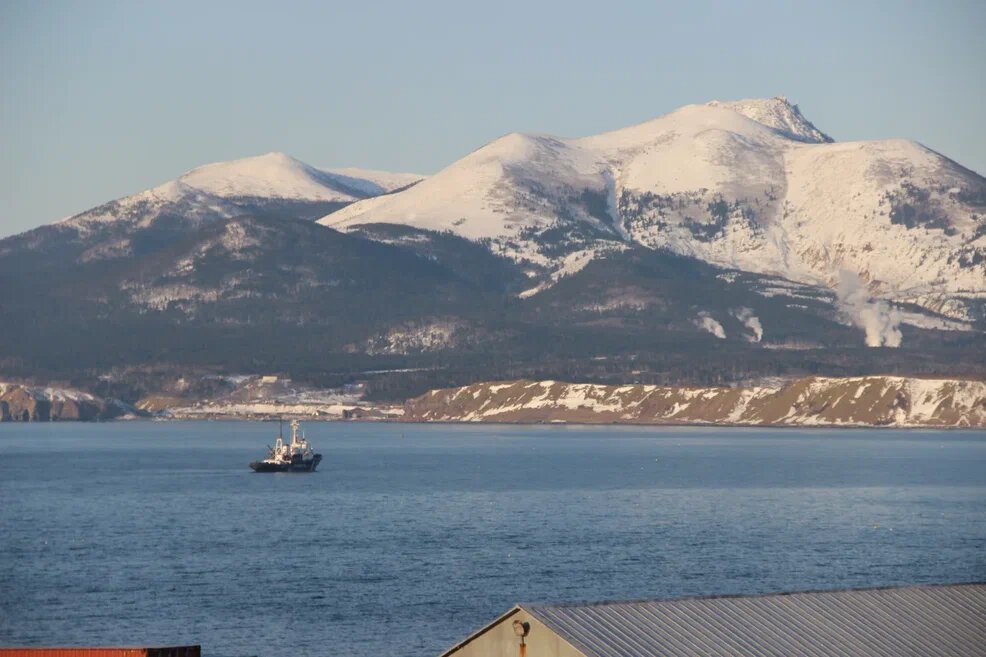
top-left (0, 383), bottom-right (125, 422)
top-left (402, 377), bottom-right (986, 428)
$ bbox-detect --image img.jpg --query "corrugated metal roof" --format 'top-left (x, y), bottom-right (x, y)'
top-left (521, 583), bottom-right (986, 657)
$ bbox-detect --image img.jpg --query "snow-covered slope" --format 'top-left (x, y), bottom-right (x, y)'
top-left (62, 152), bottom-right (424, 235)
top-left (324, 132), bottom-right (623, 267)
top-left (179, 152), bottom-right (365, 201)
top-left (321, 131), bottom-right (620, 266)
top-left (322, 167), bottom-right (424, 195)
top-left (320, 97), bottom-right (986, 321)
top-left (706, 96), bottom-right (832, 143)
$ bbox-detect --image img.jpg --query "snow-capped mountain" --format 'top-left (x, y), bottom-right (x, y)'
top-left (321, 97), bottom-right (985, 321)
top-left (61, 152), bottom-right (423, 235)
top-left (2, 97), bottom-right (984, 404)
top-left (178, 152), bottom-right (422, 201)
top-left (0, 152), bottom-right (424, 266)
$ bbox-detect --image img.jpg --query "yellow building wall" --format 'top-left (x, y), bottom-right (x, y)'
top-left (444, 609), bottom-right (586, 657)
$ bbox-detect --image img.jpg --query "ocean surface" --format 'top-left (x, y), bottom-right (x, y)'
top-left (1, 422), bottom-right (984, 657)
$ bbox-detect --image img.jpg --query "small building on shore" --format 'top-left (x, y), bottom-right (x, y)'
top-left (438, 583), bottom-right (985, 657)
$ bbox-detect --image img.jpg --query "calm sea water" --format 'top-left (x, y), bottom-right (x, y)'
top-left (1, 422), bottom-right (984, 657)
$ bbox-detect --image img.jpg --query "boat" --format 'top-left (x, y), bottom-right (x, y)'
top-left (249, 419), bottom-right (322, 472)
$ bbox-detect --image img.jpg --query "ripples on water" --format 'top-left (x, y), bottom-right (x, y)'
top-left (1, 423), bottom-right (984, 657)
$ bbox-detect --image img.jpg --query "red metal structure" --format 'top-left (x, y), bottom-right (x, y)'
top-left (0, 647), bottom-right (200, 657)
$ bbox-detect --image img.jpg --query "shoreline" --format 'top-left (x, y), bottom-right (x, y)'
top-left (4, 375), bottom-right (986, 429)
top-left (3, 415), bottom-right (983, 431)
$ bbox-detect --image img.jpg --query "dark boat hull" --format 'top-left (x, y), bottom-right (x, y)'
top-left (250, 454), bottom-right (322, 473)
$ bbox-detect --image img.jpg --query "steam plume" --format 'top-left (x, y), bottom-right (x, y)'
top-left (695, 311), bottom-right (726, 339)
top-left (733, 307), bottom-right (763, 342)
top-left (836, 270), bottom-right (902, 348)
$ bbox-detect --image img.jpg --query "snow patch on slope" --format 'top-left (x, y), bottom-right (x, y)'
top-left (63, 181), bottom-right (243, 233)
top-left (404, 376), bottom-right (986, 427)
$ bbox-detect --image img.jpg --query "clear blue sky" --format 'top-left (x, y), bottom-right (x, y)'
top-left (2, 0), bottom-right (984, 238)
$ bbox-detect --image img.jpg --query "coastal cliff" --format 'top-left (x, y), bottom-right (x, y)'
top-left (0, 383), bottom-right (130, 421)
top-left (402, 376), bottom-right (986, 428)
top-left (4, 375), bottom-right (985, 427)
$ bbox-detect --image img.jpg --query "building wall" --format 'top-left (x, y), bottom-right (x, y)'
top-left (445, 610), bottom-right (586, 657)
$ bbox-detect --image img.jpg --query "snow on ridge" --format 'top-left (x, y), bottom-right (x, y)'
top-left (174, 153), bottom-right (424, 203)
top-left (321, 97), bottom-right (835, 252)
top-left (61, 180), bottom-right (243, 231)
top-left (321, 131), bottom-right (603, 246)
top-left (51, 153), bottom-right (427, 236)
top-left (706, 96), bottom-right (833, 144)
top-left (178, 152), bottom-right (362, 202)
top-left (319, 97), bottom-right (985, 317)
top-left (34, 97), bottom-right (983, 324)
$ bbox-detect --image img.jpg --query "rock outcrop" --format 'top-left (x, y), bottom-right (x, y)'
top-left (403, 377), bottom-right (986, 428)
top-left (0, 383), bottom-right (130, 421)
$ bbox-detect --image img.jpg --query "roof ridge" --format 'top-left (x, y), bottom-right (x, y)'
top-left (521, 580), bottom-right (986, 610)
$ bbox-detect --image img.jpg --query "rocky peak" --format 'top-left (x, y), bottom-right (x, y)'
top-left (707, 96), bottom-right (834, 143)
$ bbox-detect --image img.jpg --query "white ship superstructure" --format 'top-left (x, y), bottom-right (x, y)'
top-left (249, 420), bottom-right (322, 472)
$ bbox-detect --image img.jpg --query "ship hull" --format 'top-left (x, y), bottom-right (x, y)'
top-left (250, 454), bottom-right (322, 473)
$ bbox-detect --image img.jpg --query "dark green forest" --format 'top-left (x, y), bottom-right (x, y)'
top-left (1, 214), bottom-right (983, 403)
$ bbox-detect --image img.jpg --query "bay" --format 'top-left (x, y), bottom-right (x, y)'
top-left (1, 422), bottom-right (984, 657)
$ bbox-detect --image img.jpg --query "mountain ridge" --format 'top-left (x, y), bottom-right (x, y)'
top-left (58, 151), bottom-right (424, 234)
top-left (320, 97), bottom-right (985, 323)
top-left (1, 97), bottom-right (983, 403)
